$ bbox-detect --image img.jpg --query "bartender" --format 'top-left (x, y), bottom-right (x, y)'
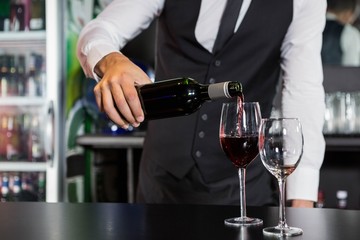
top-left (77, 0), bottom-right (326, 207)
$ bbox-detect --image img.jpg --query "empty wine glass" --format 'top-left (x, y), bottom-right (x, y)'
top-left (219, 101), bottom-right (263, 227)
top-left (258, 118), bottom-right (304, 237)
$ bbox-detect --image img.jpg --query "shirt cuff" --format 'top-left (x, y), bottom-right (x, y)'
top-left (86, 43), bottom-right (121, 82)
top-left (286, 166), bottom-right (320, 202)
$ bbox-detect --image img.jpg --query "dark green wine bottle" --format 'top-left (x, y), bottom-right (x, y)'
top-left (136, 77), bottom-right (243, 120)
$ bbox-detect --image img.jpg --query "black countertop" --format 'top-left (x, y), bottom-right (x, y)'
top-left (0, 202), bottom-right (359, 240)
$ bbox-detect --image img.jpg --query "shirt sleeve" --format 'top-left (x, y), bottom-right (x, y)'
top-left (280, 0), bottom-right (327, 202)
top-left (341, 24), bottom-right (360, 67)
top-left (76, 0), bottom-right (165, 80)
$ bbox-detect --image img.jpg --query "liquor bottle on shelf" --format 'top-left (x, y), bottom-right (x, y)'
top-left (7, 55), bottom-right (18, 96)
top-left (27, 53), bottom-right (43, 97)
top-left (37, 172), bottom-right (45, 201)
top-left (1, 173), bottom-right (10, 202)
top-left (17, 55), bottom-right (26, 96)
top-left (135, 77), bottom-right (243, 120)
top-left (12, 173), bottom-right (22, 201)
top-left (315, 190), bottom-right (325, 208)
top-left (21, 172), bottom-right (32, 191)
top-left (27, 55), bottom-right (37, 97)
top-left (0, 115), bottom-right (7, 160)
top-left (21, 172), bottom-right (37, 201)
top-left (10, 0), bottom-right (30, 31)
top-left (0, 55), bottom-right (9, 96)
top-left (28, 115), bottom-right (44, 162)
top-left (336, 190), bottom-right (348, 209)
top-left (30, 0), bottom-right (45, 30)
top-left (18, 112), bottom-right (31, 160)
top-left (6, 114), bottom-right (20, 161)
top-left (0, 1), bottom-right (11, 31)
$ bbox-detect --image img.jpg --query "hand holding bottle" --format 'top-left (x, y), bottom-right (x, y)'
top-left (94, 52), bottom-right (152, 129)
top-left (93, 52), bottom-right (243, 128)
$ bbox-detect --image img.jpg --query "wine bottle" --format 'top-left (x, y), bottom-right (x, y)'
top-left (30, 0), bottom-right (45, 30)
top-left (10, 0), bottom-right (26, 31)
top-left (7, 55), bottom-right (18, 96)
top-left (12, 173), bottom-right (22, 201)
top-left (136, 77), bottom-right (243, 120)
top-left (0, 55), bottom-right (9, 96)
top-left (6, 114), bottom-right (20, 161)
top-left (0, 1), bottom-right (11, 31)
top-left (336, 190), bottom-right (348, 209)
top-left (1, 173), bottom-right (10, 202)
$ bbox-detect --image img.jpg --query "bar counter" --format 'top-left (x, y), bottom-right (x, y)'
top-left (0, 202), bottom-right (359, 240)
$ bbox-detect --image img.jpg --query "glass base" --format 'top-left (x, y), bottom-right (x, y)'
top-left (224, 216), bottom-right (263, 227)
top-left (263, 226), bottom-right (303, 237)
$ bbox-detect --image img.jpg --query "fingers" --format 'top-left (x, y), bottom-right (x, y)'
top-left (115, 77), bottom-right (145, 124)
top-left (94, 75), bottom-right (139, 129)
top-left (98, 82), bottom-right (132, 129)
top-left (93, 53), bottom-right (151, 129)
top-left (108, 77), bottom-right (139, 128)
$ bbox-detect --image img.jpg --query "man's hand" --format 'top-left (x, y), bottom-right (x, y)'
top-left (291, 199), bottom-right (314, 208)
top-left (94, 52), bottom-right (152, 129)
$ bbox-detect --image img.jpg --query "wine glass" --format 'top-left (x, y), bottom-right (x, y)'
top-left (258, 118), bottom-right (304, 237)
top-left (219, 101), bottom-right (263, 227)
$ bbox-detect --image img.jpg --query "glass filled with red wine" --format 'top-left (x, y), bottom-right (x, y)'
top-left (219, 101), bottom-right (263, 227)
top-left (258, 118), bottom-right (304, 237)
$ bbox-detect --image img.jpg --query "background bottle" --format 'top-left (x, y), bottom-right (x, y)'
top-left (1, 173), bottom-right (10, 202)
top-left (12, 173), bottom-right (22, 201)
top-left (27, 53), bottom-right (43, 96)
top-left (37, 172), bottom-right (45, 201)
top-left (0, 115), bottom-right (7, 160)
top-left (0, 1), bottom-right (11, 31)
top-left (135, 77), bottom-right (243, 120)
top-left (10, 0), bottom-right (26, 31)
top-left (28, 115), bottom-right (44, 162)
top-left (0, 55), bottom-right (9, 96)
top-left (6, 114), bottom-right (20, 161)
top-left (30, 0), bottom-right (45, 30)
top-left (7, 55), bottom-right (18, 96)
top-left (17, 55), bottom-right (26, 96)
top-left (21, 172), bottom-right (37, 201)
top-left (10, 0), bottom-right (30, 31)
top-left (336, 190), bottom-right (348, 209)
top-left (315, 190), bottom-right (325, 208)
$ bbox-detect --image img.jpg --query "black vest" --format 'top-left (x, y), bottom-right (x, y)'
top-left (141, 0), bottom-right (293, 183)
top-left (321, 19), bottom-right (344, 65)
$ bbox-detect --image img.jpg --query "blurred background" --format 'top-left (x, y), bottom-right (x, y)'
top-left (0, 0), bottom-right (359, 210)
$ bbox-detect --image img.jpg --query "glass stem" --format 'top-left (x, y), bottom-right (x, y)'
top-left (238, 168), bottom-right (246, 218)
top-left (278, 178), bottom-right (287, 228)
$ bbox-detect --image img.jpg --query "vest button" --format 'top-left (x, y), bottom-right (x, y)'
top-left (198, 131), bottom-right (205, 138)
top-left (209, 78), bottom-right (216, 83)
top-left (214, 60), bottom-right (221, 67)
top-left (201, 114), bottom-right (208, 121)
top-left (195, 151), bottom-right (202, 157)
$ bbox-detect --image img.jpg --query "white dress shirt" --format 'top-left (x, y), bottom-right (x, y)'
top-left (77, 0), bottom-right (326, 202)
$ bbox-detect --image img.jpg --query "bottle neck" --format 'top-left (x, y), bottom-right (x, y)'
top-left (200, 85), bottom-right (212, 100)
top-left (207, 82), bottom-right (242, 100)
